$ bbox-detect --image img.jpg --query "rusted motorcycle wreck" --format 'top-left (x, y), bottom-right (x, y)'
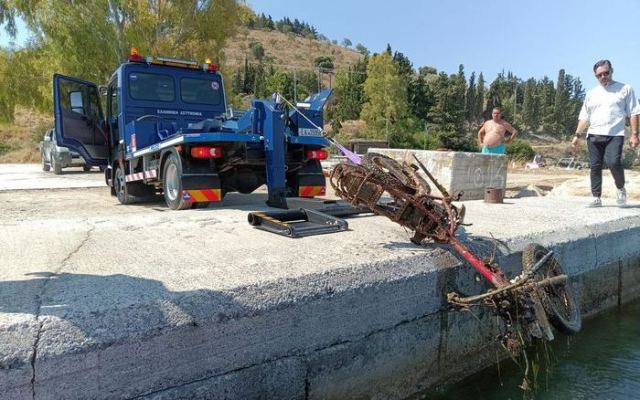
top-left (329, 153), bottom-right (581, 353)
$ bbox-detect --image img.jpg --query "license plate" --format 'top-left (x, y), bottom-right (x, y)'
top-left (298, 128), bottom-right (322, 137)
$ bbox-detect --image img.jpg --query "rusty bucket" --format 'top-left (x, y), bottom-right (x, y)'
top-left (484, 187), bottom-right (504, 203)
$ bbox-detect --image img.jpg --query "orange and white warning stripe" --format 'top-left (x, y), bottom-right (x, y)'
top-left (125, 169), bottom-right (157, 182)
top-left (182, 189), bottom-right (222, 203)
top-left (299, 185), bottom-right (325, 198)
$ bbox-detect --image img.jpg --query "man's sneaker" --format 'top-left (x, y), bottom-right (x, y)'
top-left (588, 197), bottom-right (602, 208)
top-left (617, 188), bottom-right (627, 206)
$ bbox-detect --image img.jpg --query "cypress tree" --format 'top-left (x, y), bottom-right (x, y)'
top-left (552, 69), bottom-right (568, 136)
top-left (466, 72), bottom-right (476, 123)
top-left (476, 73), bottom-right (486, 122)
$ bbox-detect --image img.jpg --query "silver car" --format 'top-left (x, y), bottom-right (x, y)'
top-left (39, 128), bottom-right (89, 174)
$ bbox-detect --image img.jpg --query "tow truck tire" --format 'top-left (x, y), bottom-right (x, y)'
top-left (163, 154), bottom-right (190, 210)
top-left (522, 243), bottom-right (582, 335)
top-left (114, 165), bottom-right (135, 205)
top-left (42, 152), bottom-right (50, 172)
top-left (52, 154), bottom-right (62, 175)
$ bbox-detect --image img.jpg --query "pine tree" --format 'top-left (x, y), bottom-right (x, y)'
top-left (408, 74), bottom-right (432, 122)
top-left (392, 51), bottom-right (413, 78)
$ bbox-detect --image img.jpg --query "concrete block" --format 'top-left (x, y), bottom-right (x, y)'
top-left (370, 149), bottom-right (507, 200)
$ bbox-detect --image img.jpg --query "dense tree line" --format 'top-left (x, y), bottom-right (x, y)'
top-left (244, 13), bottom-right (318, 39)
top-left (325, 46), bottom-right (585, 150)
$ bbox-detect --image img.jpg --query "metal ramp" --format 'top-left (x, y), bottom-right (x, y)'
top-left (247, 200), bottom-right (370, 238)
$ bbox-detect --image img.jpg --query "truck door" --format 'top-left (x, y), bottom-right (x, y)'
top-left (53, 74), bottom-right (108, 166)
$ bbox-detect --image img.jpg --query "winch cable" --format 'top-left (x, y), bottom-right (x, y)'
top-left (275, 92), bottom-right (362, 165)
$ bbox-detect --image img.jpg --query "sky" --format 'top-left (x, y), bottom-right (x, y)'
top-left (2, 0), bottom-right (639, 93)
top-left (247, 0), bottom-right (640, 94)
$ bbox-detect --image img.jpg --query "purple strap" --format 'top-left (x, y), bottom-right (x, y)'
top-left (328, 138), bottom-right (362, 164)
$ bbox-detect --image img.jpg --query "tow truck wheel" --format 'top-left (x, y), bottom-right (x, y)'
top-left (114, 165), bottom-right (135, 205)
top-left (163, 154), bottom-right (190, 210)
top-left (41, 152), bottom-right (50, 172)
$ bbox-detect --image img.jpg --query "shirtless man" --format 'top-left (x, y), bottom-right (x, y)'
top-left (477, 107), bottom-right (518, 154)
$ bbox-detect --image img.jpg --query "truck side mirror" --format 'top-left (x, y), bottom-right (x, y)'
top-left (98, 85), bottom-right (108, 96)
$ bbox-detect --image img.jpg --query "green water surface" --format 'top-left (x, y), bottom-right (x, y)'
top-left (422, 298), bottom-right (640, 400)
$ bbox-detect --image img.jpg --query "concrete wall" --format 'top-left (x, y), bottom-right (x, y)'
top-left (371, 148), bottom-right (508, 200)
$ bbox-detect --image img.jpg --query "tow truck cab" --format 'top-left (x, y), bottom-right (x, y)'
top-left (53, 49), bottom-right (329, 209)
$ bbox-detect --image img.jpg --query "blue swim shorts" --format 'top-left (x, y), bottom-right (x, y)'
top-left (481, 144), bottom-right (506, 155)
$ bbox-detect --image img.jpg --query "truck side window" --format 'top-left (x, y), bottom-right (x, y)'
top-left (109, 83), bottom-right (118, 119)
top-left (87, 90), bottom-right (103, 121)
top-left (108, 82), bottom-right (119, 143)
top-left (70, 91), bottom-right (85, 115)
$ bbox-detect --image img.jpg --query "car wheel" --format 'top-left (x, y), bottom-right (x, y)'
top-left (41, 152), bottom-right (50, 172)
top-left (52, 154), bottom-right (62, 175)
top-left (83, 165), bottom-right (92, 172)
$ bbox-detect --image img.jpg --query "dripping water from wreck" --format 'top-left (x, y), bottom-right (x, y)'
top-left (420, 297), bottom-right (640, 399)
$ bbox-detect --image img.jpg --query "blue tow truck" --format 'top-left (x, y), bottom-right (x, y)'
top-left (53, 48), bottom-right (331, 209)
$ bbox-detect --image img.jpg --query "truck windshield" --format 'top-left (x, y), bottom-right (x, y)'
top-left (129, 72), bottom-right (175, 102)
top-left (180, 77), bottom-right (222, 105)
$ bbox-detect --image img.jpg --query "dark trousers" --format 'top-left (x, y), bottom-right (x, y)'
top-left (587, 135), bottom-right (625, 197)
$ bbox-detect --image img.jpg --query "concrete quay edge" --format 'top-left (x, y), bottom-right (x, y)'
top-left (1, 199), bottom-right (639, 399)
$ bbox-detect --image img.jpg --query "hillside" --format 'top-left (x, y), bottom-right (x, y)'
top-left (223, 28), bottom-right (364, 72)
top-left (0, 108), bottom-right (52, 163)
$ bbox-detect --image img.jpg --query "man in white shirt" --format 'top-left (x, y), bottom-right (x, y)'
top-left (572, 59), bottom-right (640, 207)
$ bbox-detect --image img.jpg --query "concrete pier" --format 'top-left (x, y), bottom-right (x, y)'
top-left (1, 184), bottom-right (639, 399)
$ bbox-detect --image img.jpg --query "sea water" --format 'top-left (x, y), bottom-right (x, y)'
top-left (421, 297), bottom-right (640, 400)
